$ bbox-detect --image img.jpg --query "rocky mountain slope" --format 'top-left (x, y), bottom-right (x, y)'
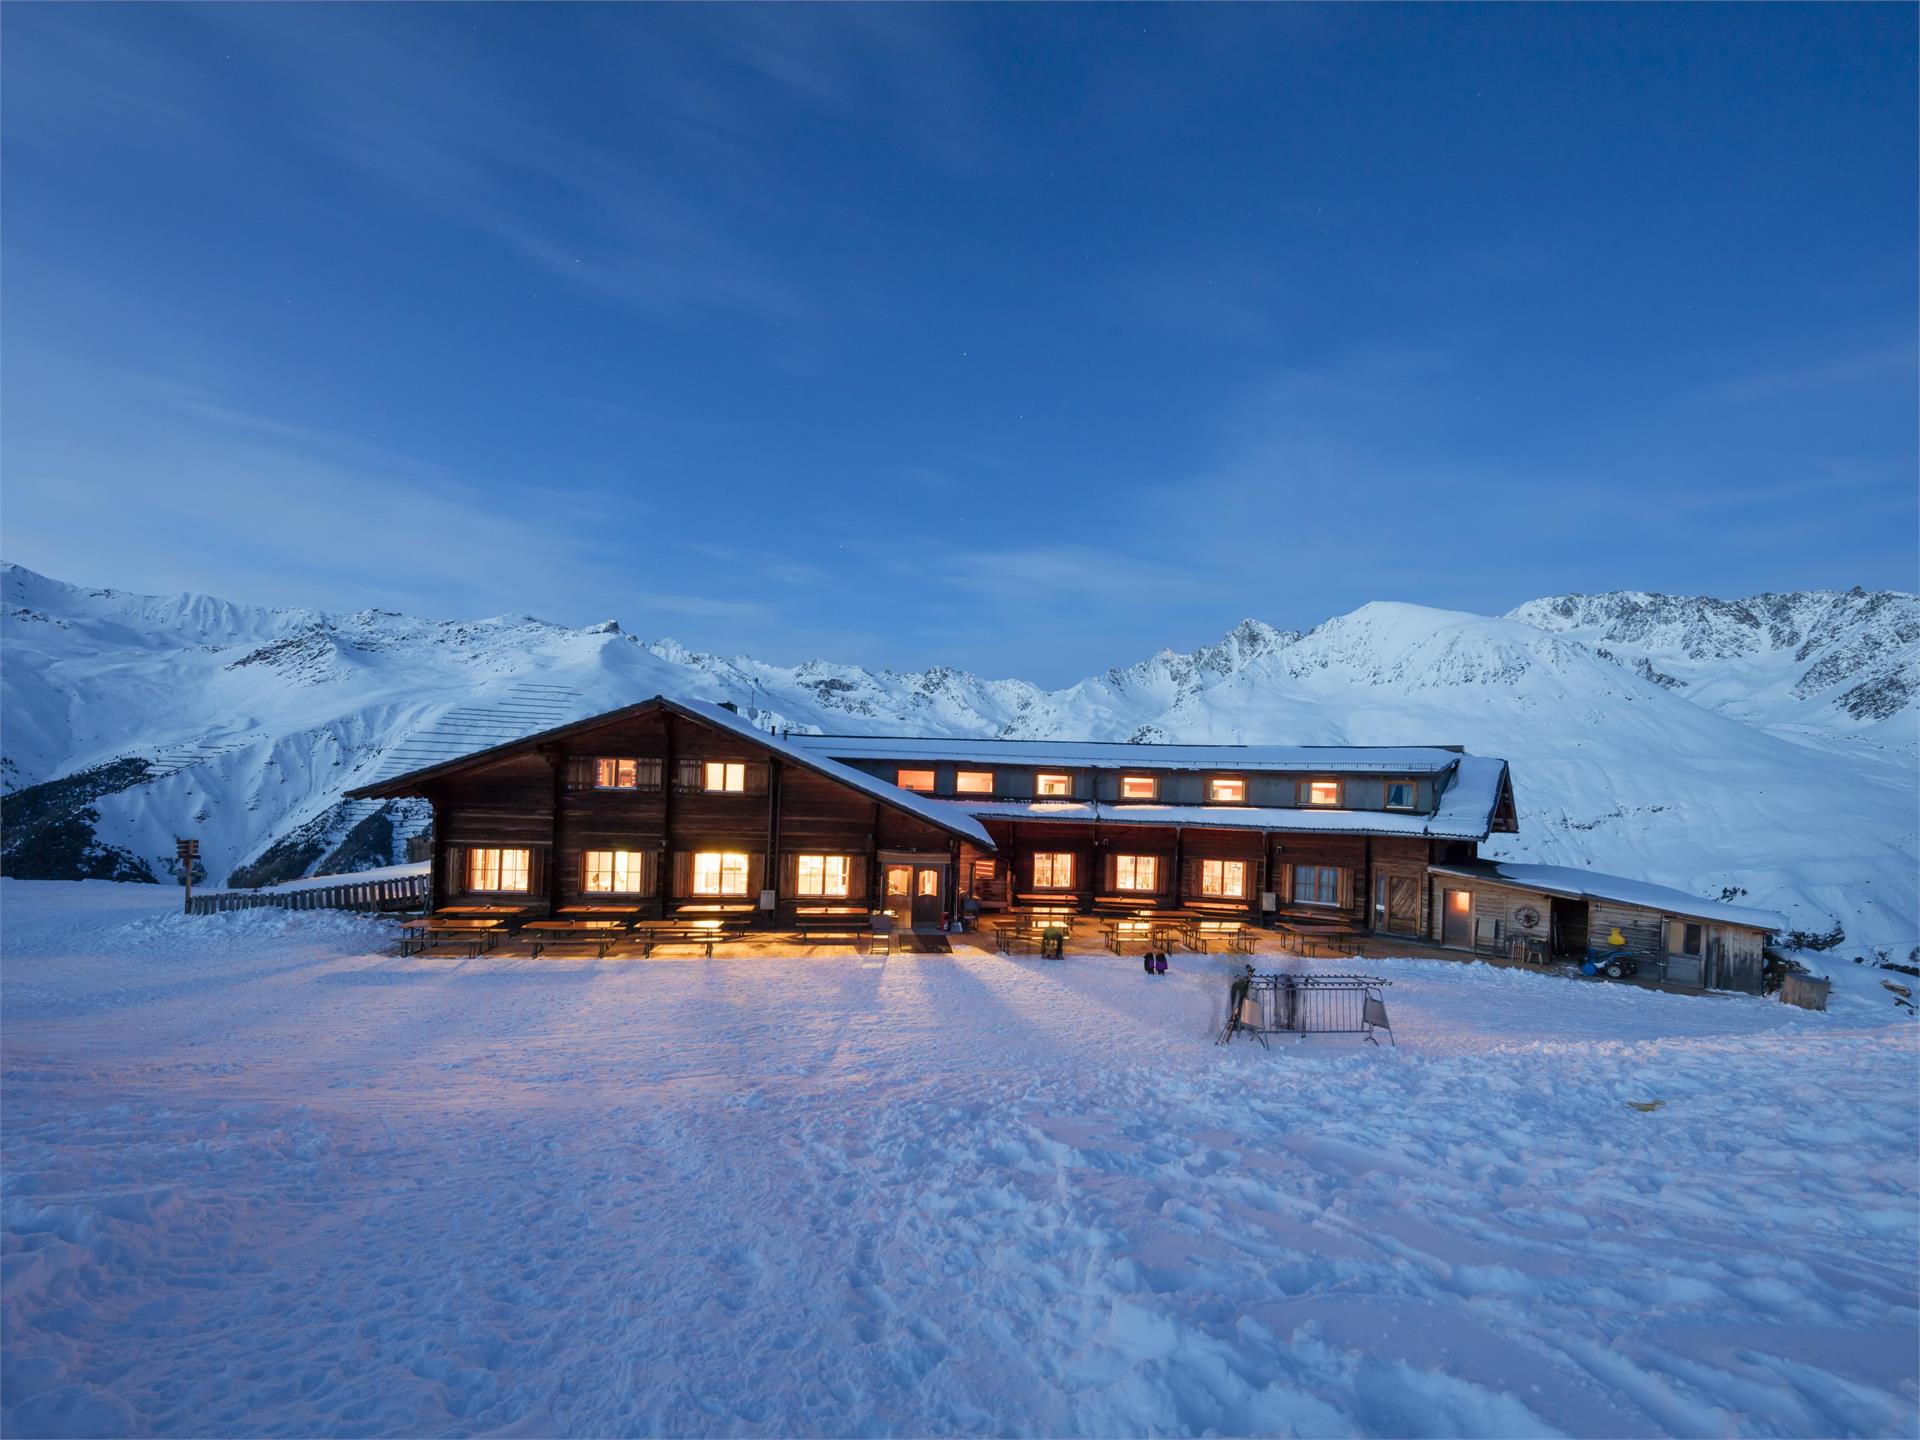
top-left (4, 562), bottom-right (1914, 950)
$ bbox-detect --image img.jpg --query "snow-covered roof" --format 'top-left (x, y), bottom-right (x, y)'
top-left (786, 734), bottom-right (1470, 775)
top-left (677, 699), bottom-right (994, 848)
top-left (1430, 860), bottom-right (1787, 930)
top-left (925, 757), bottom-right (1506, 841)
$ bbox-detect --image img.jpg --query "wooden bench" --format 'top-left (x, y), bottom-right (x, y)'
top-left (1190, 920), bottom-right (1257, 954)
top-left (399, 917), bottom-right (504, 957)
top-left (632, 921), bottom-right (738, 957)
top-left (521, 920), bottom-right (627, 959)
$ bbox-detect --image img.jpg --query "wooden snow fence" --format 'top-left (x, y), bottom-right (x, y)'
top-left (187, 873), bottom-right (430, 917)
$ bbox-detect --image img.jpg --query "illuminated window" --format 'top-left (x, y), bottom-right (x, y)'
top-left (1114, 855), bottom-right (1158, 892)
top-left (595, 758), bottom-right (638, 789)
top-left (1293, 866), bottom-right (1342, 907)
top-left (1035, 772), bottom-right (1073, 798)
top-left (916, 868), bottom-right (940, 897)
top-left (703, 761), bottom-right (746, 793)
top-left (1200, 859), bottom-right (1246, 898)
top-left (691, 851), bottom-right (750, 896)
top-left (467, 847), bottom-right (530, 893)
top-left (955, 770), bottom-right (994, 794)
top-left (1384, 780), bottom-right (1416, 810)
top-left (1119, 775), bottom-right (1157, 800)
top-left (1208, 776), bottom-right (1246, 804)
top-left (795, 854), bottom-right (850, 898)
top-left (897, 768), bottom-right (937, 792)
top-left (584, 850), bottom-right (647, 893)
top-left (1300, 779), bottom-right (1342, 807)
top-left (885, 866), bottom-right (911, 897)
top-left (1449, 889), bottom-right (1472, 913)
top-left (1032, 852), bottom-right (1074, 888)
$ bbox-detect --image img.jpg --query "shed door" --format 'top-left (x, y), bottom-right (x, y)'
top-left (1441, 889), bottom-right (1473, 948)
top-left (1666, 919), bottom-right (1705, 988)
top-left (1373, 874), bottom-right (1421, 935)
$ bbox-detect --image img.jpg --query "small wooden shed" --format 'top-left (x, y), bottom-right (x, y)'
top-left (1426, 861), bottom-right (1785, 994)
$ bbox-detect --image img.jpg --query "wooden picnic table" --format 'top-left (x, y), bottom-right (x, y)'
top-left (400, 916), bottom-right (504, 956)
top-left (558, 905), bottom-right (642, 918)
top-left (436, 905), bottom-right (528, 917)
top-left (1189, 919), bottom-right (1258, 954)
top-left (521, 919), bottom-right (629, 958)
top-left (1100, 918), bottom-right (1189, 954)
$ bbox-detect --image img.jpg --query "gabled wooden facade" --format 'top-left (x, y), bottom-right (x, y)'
top-left (347, 698), bottom-right (986, 927)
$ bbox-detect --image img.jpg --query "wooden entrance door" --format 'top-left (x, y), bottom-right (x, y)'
top-left (1441, 888), bottom-right (1473, 948)
top-left (911, 865), bottom-right (944, 928)
top-left (1373, 873), bottom-right (1421, 934)
top-left (883, 865), bottom-right (913, 929)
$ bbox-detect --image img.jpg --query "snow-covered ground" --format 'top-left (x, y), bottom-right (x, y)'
top-left (3, 880), bottom-right (1915, 1438)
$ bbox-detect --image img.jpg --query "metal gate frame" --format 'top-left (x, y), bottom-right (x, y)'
top-left (1219, 973), bottom-right (1395, 1048)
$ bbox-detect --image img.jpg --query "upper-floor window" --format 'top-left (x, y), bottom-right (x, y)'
top-left (467, 846), bottom-right (530, 893)
top-left (1300, 779), bottom-right (1342, 807)
top-left (584, 849), bottom-right (648, 893)
top-left (1032, 851), bottom-right (1074, 888)
top-left (955, 770), bottom-right (995, 794)
top-left (1035, 772), bottom-right (1073, 798)
top-left (897, 768), bottom-right (936, 793)
top-left (1119, 774), bottom-right (1158, 801)
top-left (1200, 859), bottom-right (1246, 898)
top-left (1384, 780), bottom-right (1417, 810)
top-left (691, 851), bottom-right (751, 896)
top-left (795, 854), bottom-right (851, 898)
top-left (704, 761), bottom-right (747, 793)
top-left (1208, 776), bottom-right (1246, 804)
top-left (595, 758), bottom-right (639, 789)
top-left (1113, 855), bottom-right (1158, 892)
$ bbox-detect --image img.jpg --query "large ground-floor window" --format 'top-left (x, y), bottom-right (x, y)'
top-left (467, 847), bottom-right (531, 893)
top-left (1032, 852), bottom-right (1074, 888)
top-left (1292, 865), bottom-right (1343, 908)
top-left (1113, 855), bottom-right (1158, 892)
top-left (691, 851), bottom-right (752, 896)
top-left (1200, 858), bottom-right (1247, 899)
top-left (584, 850), bottom-right (650, 893)
top-left (795, 854), bottom-right (851, 898)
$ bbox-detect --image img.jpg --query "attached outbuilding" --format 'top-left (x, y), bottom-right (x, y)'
top-left (1426, 860), bottom-right (1785, 993)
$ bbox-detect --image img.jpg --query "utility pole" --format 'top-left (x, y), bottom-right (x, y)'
top-left (176, 838), bottom-right (200, 914)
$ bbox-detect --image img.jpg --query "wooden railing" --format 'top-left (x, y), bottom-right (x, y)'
top-left (187, 873), bottom-right (430, 916)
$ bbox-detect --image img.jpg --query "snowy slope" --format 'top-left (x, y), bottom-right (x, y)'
top-left (3, 563), bottom-right (1914, 950)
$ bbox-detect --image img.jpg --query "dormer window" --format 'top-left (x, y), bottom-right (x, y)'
top-left (1384, 780), bottom-right (1417, 810)
top-left (703, 761), bottom-right (746, 793)
top-left (897, 768), bottom-right (936, 793)
top-left (1300, 779), bottom-right (1342, 807)
top-left (1207, 776), bottom-right (1246, 804)
top-left (1119, 774), bottom-right (1158, 801)
top-left (955, 770), bottom-right (994, 794)
top-left (1035, 772), bottom-right (1073, 798)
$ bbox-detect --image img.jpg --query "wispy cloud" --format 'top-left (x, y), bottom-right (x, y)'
top-left (1699, 341), bottom-right (1918, 405)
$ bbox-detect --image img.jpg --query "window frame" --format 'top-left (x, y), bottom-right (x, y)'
top-left (896, 768), bottom-right (937, 793)
top-left (1383, 778), bottom-right (1417, 811)
top-left (1031, 851), bottom-right (1075, 889)
top-left (466, 846), bottom-right (531, 894)
top-left (954, 770), bottom-right (995, 795)
top-left (1199, 858), bottom-right (1247, 899)
top-left (1291, 864), bottom-right (1343, 908)
top-left (1118, 774), bottom-right (1158, 801)
top-left (691, 850), bottom-right (751, 897)
top-left (703, 760), bottom-right (747, 793)
top-left (794, 854), bottom-right (851, 899)
top-left (1112, 854), bottom-right (1159, 892)
top-left (1299, 778), bottom-right (1343, 807)
top-left (1034, 772), bottom-right (1074, 799)
top-left (1207, 775), bottom-right (1247, 805)
top-left (583, 849), bottom-right (649, 894)
top-left (593, 757), bottom-right (639, 790)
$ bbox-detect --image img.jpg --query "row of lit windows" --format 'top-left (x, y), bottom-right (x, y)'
top-left (589, 758), bottom-right (746, 792)
top-left (467, 847), bottom-right (1336, 907)
top-left (898, 768), bottom-right (1415, 809)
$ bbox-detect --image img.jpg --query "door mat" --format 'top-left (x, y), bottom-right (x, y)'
top-left (897, 934), bottom-right (953, 955)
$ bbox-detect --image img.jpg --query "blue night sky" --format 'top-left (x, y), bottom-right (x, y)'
top-left (3, 4), bottom-right (1914, 683)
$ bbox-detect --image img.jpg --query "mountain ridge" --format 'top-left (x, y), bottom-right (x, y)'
top-left (4, 561), bottom-right (1914, 950)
